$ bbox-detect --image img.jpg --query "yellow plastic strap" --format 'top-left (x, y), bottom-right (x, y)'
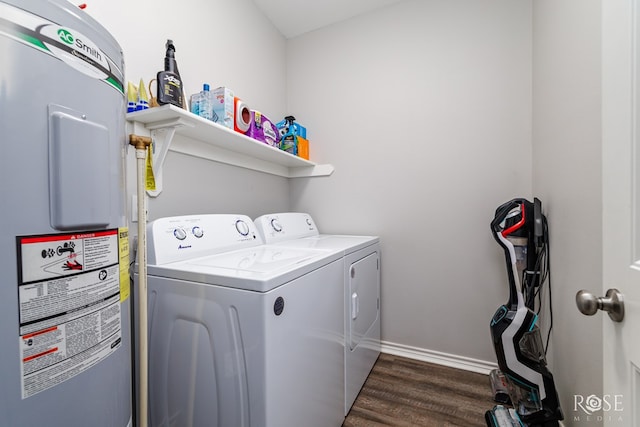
top-left (145, 144), bottom-right (156, 191)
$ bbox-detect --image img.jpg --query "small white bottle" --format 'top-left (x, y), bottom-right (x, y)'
top-left (199, 83), bottom-right (213, 121)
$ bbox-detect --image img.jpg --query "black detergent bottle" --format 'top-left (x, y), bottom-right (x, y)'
top-left (156, 39), bottom-right (184, 108)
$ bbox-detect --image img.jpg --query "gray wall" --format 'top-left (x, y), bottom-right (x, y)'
top-left (532, 0), bottom-right (603, 423)
top-left (144, 150), bottom-right (289, 220)
top-left (286, 0), bottom-right (533, 363)
top-left (86, 0), bottom-right (291, 220)
top-left (87, 2), bottom-right (606, 421)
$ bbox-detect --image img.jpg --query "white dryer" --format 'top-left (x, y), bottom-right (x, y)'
top-left (135, 214), bottom-right (345, 427)
top-left (254, 213), bottom-right (381, 415)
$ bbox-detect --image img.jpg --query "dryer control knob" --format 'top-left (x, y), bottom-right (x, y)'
top-left (271, 218), bottom-right (283, 233)
top-left (236, 220), bottom-right (250, 236)
top-left (173, 227), bottom-right (187, 240)
top-left (192, 226), bottom-right (204, 238)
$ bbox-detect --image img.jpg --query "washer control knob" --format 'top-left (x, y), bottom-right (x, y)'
top-left (173, 227), bottom-right (187, 240)
top-left (271, 218), bottom-right (283, 232)
top-left (236, 220), bottom-right (250, 236)
top-left (306, 218), bottom-right (312, 226)
top-left (192, 226), bottom-right (204, 238)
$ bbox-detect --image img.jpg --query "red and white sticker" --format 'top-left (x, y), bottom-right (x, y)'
top-left (16, 229), bottom-right (122, 399)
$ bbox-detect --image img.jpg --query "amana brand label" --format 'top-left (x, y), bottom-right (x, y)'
top-left (0, 2), bottom-right (124, 93)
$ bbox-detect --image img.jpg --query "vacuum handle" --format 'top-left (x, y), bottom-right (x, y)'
top-left (491, 199), bottom-right (524, 235)
top-left (576, 288), bottom-right (624, 322)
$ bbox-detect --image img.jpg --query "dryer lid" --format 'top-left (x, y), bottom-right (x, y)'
top-left (263, 235), bottom-right (379, 255)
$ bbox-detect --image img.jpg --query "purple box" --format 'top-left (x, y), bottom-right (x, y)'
top-left (246, 111), bottom-right (279, 147)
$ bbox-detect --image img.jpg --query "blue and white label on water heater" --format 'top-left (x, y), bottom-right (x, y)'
top-left (16, 230), bottom-right (123, 399)
top-left (0, 2), bottom-right (124, 93)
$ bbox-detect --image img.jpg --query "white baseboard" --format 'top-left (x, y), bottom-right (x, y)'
top-left (380, 340), bottom-right (498, 375)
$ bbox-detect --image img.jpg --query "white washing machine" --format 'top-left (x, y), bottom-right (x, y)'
top-left (254, 213), bottom-right (381, 415)
top-left (135, 214), bottom-right (345, 427)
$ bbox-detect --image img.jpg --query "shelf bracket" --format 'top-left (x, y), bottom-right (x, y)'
top-left (288, 164), bottom-right (335, 178)
top-left (145, 117), bottom-right (194, 197)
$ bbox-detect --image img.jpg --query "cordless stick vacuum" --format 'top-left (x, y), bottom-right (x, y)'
top-left (485, 198), bottom-right (563, 427)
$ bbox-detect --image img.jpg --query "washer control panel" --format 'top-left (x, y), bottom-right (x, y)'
top-left (235, 219), bottom-right (251, 236)
top-left (147, 214), bottom-right (262, 265)
top-left (254, 212), bottom-right (318, 243)
top-left (270, 218), bottom-right (283, 233)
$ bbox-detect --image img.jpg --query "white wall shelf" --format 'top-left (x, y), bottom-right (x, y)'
top-left (126, 105), bottom-right (333, 195)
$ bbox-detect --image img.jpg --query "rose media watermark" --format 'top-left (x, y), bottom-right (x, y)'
top-left (573, 394), bottom-right (624, 423)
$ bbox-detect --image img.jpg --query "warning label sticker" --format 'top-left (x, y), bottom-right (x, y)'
top-left (16, 229), bottom-right (122, 399)
top-left (118, 227), bottom-right (130, 302)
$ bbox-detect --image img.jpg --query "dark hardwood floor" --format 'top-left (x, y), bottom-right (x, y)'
top-left (343, 353), bottom-right (495, 427)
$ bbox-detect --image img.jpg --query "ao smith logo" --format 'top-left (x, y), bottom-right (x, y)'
top-left (57, 28), bottom-right (103, 62)
top-left (57, 28), bottom-right (74, 44)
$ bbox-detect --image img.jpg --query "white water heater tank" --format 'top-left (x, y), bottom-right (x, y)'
top-left (0, 1), bottom-right (131, 426)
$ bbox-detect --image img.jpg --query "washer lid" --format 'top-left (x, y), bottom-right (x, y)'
top-left (146, 245), bottom-right (341, 292)
top-left (188, 246), bottom-right (322, 272)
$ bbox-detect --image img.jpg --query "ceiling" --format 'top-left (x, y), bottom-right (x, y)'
top-left (251, 0), bottom-right (405, 39)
